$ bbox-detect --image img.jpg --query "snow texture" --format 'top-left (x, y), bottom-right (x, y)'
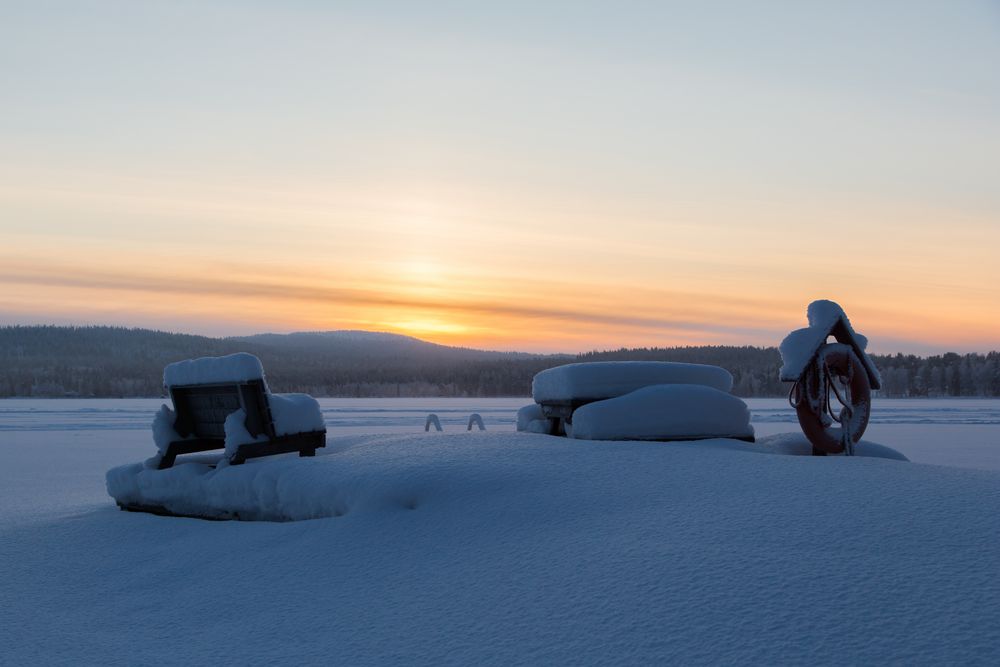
top-left (571, 384), bottom-right (754, 441)
top-left (4, 405), bottom-right (1000, 664)
top-left (106, 430), bottom-right (913, 522)
top-left (754, 432), bottom-right (909, 460)
top-left (163, 352), bottom-right (265, 388)
top-left (779, 299), bottom-right (882, 387)
top-left (269, 393), bottom-right (325, 436)
top-left (532, 361), bottom-right (733, 403)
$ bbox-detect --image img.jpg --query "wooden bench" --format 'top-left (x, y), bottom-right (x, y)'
top-left (159, 379), bottom-right (326, 469)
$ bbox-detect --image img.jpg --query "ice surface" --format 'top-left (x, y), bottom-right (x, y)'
top-left (779, 300), bottom-right (881, 387)
top-left (3, 404), bottom-right (1000, 664)
top-left (570, 384), bottom-right (753, 441)
top-left (532, 361), bottom-right (733, 403)
top-left (163, 352), bottom-right (265, 388)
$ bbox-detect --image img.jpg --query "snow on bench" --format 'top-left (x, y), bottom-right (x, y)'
top-left (148, 353), bottom-right (326, 471)
top-left (163, 352), bottom-right (266, 387)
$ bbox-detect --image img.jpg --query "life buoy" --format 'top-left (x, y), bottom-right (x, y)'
top-left (791, 343), bottom-right (872, 455)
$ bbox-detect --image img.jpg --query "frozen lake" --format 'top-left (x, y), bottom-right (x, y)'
top-left (2, 397), bottom-right (999, 471)
top-left (2, 397), bottom-right (999, 664)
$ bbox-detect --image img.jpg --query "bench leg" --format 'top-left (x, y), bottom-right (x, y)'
top-left (157, 448), bottom-right (178, 470)
top-left (299, 448), bottom-right (316, 457)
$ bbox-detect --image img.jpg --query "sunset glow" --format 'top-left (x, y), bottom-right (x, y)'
top-left (2, 2), bottom-right (999, 354)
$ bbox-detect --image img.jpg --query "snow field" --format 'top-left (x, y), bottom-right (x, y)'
top-left (3, 428), bottom-right (999, 664)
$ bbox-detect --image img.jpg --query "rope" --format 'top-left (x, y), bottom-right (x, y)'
top-left (823, 353), bottom-right (855, 456)
top-left (791, 346), bottom-right (858, 456)
top-left (788, 381), bottom-right (802, 408)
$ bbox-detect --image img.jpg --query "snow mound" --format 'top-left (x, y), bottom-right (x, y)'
top-left (571, 384), bottom-right (753, 441)
top-left (269, 393), bottom-right (325, 436)
top-left (532, 361), bottom-right (733, 403)
top-left (779, 299), bottom-right (881, 388)
top-left (516, 403), bottom-right (550, 433)
top-left (752, 432), bottom-right (908, 461)
top-left (163, 352), bottom-right (265, 388)
top-left (107, 428), bottom-right (909, 523)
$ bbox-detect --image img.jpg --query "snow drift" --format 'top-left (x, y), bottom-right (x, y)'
top-left (107, 431), bottom-right (907, 521)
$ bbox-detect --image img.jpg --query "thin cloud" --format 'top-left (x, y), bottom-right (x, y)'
top-left (0, 261), bottom-right (784, 341)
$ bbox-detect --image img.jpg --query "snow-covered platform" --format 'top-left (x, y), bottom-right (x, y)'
top-left (108, 431), bottom-right (907, 521)
top-left (524, 361), bottom-right (755, 441)
top-left (532, 361), bottom-right (733, 403)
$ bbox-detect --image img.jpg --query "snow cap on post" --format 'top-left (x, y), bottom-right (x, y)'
top-left (779, 300), bottom-right (881, 388)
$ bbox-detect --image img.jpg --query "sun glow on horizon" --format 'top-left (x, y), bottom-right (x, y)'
top-left (2, 3), bottom-right (999, 355)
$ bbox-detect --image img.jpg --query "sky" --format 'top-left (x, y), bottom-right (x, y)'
top-left (1, 1), bottom-right (999, 354)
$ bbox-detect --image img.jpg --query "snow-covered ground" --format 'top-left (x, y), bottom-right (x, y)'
top-left (3, 397), bottom-right (999, 469)
top-left (2, 398), bottom-right (999, 664)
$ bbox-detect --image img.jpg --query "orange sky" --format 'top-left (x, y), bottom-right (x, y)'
top-left (2, 3), bottom-right (999, 354)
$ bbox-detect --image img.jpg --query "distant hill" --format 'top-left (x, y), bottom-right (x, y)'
top-left (0, 325), bottom-right (997, 398)
top-left (0, 325), bottom-right (557, 398)
top-left (230, 330), bottom-right (532, 361)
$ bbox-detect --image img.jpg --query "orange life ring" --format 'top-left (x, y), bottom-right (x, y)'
top-left (792, 343), bottom-right (872, 455)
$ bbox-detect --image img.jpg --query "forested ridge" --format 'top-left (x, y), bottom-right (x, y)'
top-left (1, 325), bottom-right (998, 398)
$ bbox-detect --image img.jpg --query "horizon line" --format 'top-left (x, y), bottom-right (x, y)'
top-left (3, 321), bottom-right (998, 359)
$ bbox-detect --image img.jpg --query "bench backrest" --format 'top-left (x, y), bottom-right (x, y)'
top-left (169, 379), bottom-right (276, 441)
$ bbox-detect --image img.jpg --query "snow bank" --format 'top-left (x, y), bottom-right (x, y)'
top-left (571, 384), bottom-right (753, 441)
top-left (163, 352), bottom-right (265, 388)
top-left (532, 361), bottom-right (733, 403)
top-left (779, 299), bottom-right (881, 387)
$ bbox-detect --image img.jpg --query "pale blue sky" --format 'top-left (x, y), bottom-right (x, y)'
top-left (1, 1), bottom-right (999, 352)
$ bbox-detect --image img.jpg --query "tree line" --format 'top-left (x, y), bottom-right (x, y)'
top-left (1, 325), bottom-right (997, 398)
